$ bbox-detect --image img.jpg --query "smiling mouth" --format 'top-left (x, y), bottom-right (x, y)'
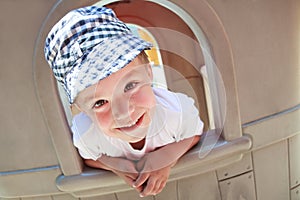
top-left (117, 114), bottom-right (145, 133)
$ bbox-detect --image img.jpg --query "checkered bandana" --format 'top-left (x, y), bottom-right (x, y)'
top-left (44, 6), bottom-right (152, 103)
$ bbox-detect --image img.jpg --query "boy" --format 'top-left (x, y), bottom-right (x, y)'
top-left (44, 5), bottom-right (203, 197)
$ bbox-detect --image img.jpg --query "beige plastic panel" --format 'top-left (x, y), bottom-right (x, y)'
top-left (155, 181), bottom-right (177, 200)
top-left (0, 198), bottom-right (20, 200)
top-left (22, 197), bottom-right (52, 200)
top-left (177, 172), bottom-right (221, 200)
top-left (169, 0), bottom-right (242, 140)
top-left (291, 185), bottom-right (300, 200)
top-left (289, 133), bottom-right (300, 188)
top-left (0, 167), bottom-right (61, 198)
top-left (217, 152), bottom-right (252, 181)
top-left (0, 0), bottom-right (59, 172)
top-left (117, 190), bottom-right (154, 200)
top-left (252, 140), bottom-right (289, 200)
top-left (208, 0), bottom-right (300, 123)
top-left (219, 171), bottom-right (256, 200)
top-left (81, 194), bottom-right (117, 200)
top-left (52, 194), bottom-right (79, 200)
top-left (115, 182), bottom-right (178, 200)
top-left (243, 106), bottom-right (300, 150)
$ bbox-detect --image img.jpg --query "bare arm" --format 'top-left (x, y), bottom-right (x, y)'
top-left (134, 135), bottom-right (200, 197)
top-left (84, 155), bottom-right (140, 189)
top-left (85, 155), bottom-right (135, 172)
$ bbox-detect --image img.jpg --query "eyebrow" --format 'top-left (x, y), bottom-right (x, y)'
top-left (82, 66), bottom-right (144, 107)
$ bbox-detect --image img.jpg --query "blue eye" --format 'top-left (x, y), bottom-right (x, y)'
top-left (93, 99), bottom-right (108, 109)
top-left (124, 82), bottom-right (138, 92)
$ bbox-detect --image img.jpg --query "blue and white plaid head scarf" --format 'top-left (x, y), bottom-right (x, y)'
top-left (44, 6), bottom-right (152, 103)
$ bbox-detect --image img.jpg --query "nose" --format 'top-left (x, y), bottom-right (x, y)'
top-left (111, 96), bottom-right (134, 122)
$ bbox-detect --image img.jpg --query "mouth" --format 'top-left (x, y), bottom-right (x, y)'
top-left (116, 113), bottom-right (145, 133)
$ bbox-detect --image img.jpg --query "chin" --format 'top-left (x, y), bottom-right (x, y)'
top-left (119, 125), bottom-right (149, 141)
top-left (129, 136), bottom-right (145, 143)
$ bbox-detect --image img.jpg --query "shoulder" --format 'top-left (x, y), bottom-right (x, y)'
top-left (71, 112), bottom-right (94, 141)
top-left (153, 87), bottom-right (197, 113)
top-left (152, 87), bottom-right (203, 140)
top-left (71, 113), bottom-right (112, 146)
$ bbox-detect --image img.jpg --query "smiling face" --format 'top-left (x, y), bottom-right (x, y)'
top-left (74, 54), bottom-right (156, 143)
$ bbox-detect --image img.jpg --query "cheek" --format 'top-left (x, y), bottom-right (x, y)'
top-left (94, 111), bottom-right (113, 130)
top-left (132, 87), bottom-right (156, 108)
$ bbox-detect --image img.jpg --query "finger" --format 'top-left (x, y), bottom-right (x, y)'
top-left (124, 167), bottom-right (139, 179)
top-left (126, 172), bottom-right (139, 180)
top-left (140, 177), bottom-right (156, 197)
top-left (156, 179), bottom-right (167, 195)
top-left (134, 185), bottom-right (143, 193)
top-left (113, 169), bottom-right (138, 180)
top-left (152, 179), bottom-right (164, 195)
top-left (133, 172), bottom-right (149, 188)
top-left (122, 175), bottom-right (135, 187)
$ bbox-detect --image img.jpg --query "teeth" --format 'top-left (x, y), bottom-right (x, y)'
top-left (121, 118), bottom-right (139, 128)
top-left (129, 118), bottom-right (139, 127)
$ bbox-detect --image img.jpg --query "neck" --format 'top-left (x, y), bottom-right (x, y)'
top-left (130, 138), bottom-right (146, 150)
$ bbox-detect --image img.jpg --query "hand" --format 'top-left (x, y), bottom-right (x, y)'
top-left (94, 156), bottom-right (143, 192)
top-left (134, 152), bottom-right (173, 197)
top-left (110, 158), bottom-right (137, 183)
top-left (109, 158), bottom-right (144, 192)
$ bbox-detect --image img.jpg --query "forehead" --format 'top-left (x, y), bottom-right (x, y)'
top-left (74, 55), bottom-right (148, 104)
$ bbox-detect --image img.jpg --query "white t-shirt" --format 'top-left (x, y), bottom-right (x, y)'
top-left (72, 87), bottom-right (203, 161)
